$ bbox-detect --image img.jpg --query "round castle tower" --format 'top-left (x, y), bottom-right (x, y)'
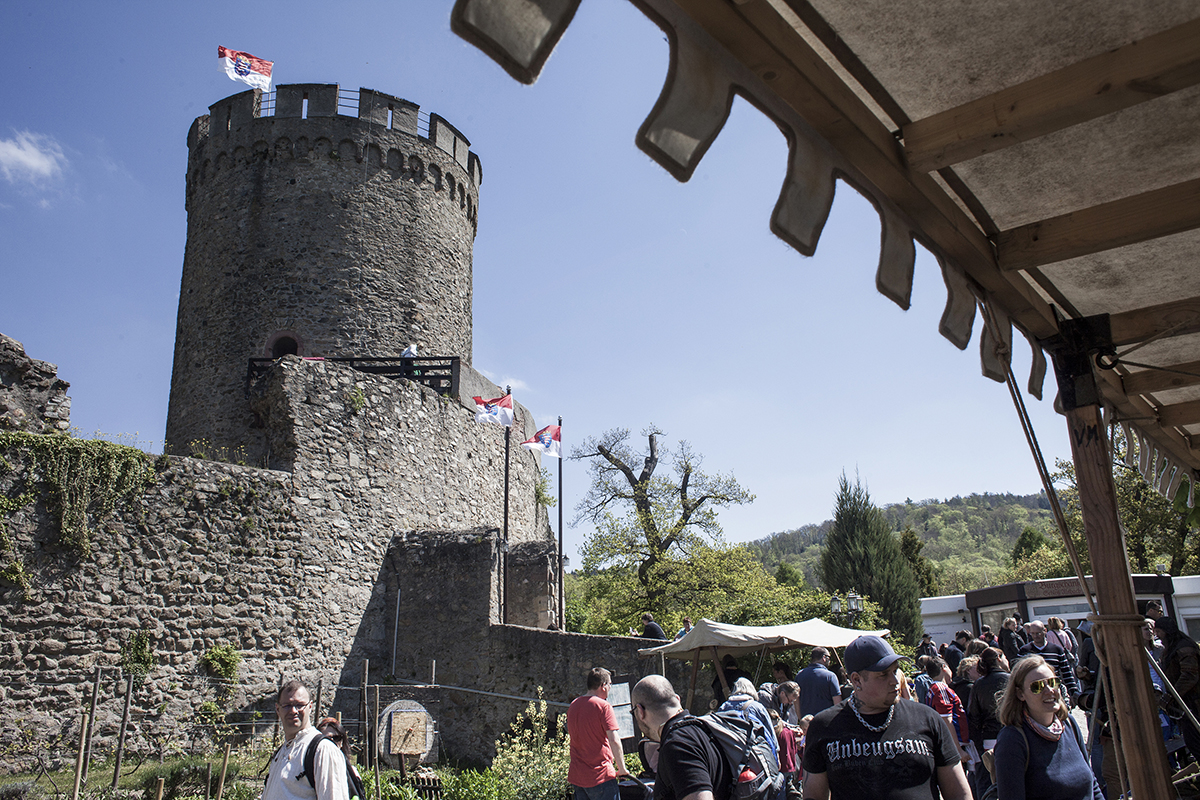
top-left (166, 83), bottom-right (481, 458)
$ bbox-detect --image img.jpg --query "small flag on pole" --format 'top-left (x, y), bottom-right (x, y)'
top-left (473, 394), bottom-right (514, 427)
top-left (521, 425), bottom-right (562, 458)
top-left (218, 46), bottom-right (273, 91)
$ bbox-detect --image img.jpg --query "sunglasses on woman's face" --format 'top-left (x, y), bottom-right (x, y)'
top-left (1028, 677), bottom-right (1058, 694)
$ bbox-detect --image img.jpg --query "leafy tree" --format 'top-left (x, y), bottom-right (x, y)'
top-left (775, 561), bottom-right (807, 590)
top-left (821, 474), bottom-right (922, 644)
top-left (1011, 526), bottom-right (1051, 566)
top-left (571, 426), bottom-right (753, 611)
top-left (899, 527), bottom-right (939, 596)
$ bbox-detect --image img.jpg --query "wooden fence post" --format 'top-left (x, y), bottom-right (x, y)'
top-left (216, 742), bottom-right (231, 800)
top-left (82, 666), bottom-right (102, 785)
top-left (111, 673), bottom-right (134, 790)
top-left (71, 711), bottom-right (89, 800)
top-left (360, 660), bottom-right (369, 768)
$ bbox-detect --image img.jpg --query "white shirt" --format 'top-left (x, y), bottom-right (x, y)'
top-left (263, 726), bottom-right (350, 800)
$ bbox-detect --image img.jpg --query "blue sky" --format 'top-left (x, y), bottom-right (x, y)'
top-left (0, 2), bottom-right (1071, 565)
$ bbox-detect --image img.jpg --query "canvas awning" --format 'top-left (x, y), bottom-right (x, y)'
top-left (638, 617), bottom-right (889, 661)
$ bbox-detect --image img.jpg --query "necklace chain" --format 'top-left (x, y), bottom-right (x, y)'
top-left (850, 693), bottom-right (894, 733)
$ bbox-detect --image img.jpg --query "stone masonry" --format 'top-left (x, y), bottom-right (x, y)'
top-left (0, 334), bottom-right (71, 434)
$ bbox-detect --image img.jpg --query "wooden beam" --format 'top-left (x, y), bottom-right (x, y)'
top-left (1095, 368), bottom-right (1200, 474)
top-left (660, 0), bottom-right (1060, 339)
top-left (1122, 359), bottom-right (1200, 394)
top-left (903, 18), bottom-right (1200, 172)
top-left (1159, 399), bottom-right (1200, 427)
top-left (995, 178), bottom-right (1200, 271)
top-left (1065, 405), bottom-right (1174, 800)
top-left (1110, 295), bottom-right (1200, 346)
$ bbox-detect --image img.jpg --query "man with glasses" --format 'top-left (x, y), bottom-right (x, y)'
top-left (264, 680), bottom-right (349, 800)
top-left (568, 667), bottom-right (630, 800)
top-left (631, 674), bottom-right (733, 800)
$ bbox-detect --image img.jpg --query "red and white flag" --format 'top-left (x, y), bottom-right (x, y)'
top-left (473, 394), bottom-right (514, 427)
top-left (218, 46), bottom-right (273, 91)
top-left (521, 425), bottom-right (562, 458)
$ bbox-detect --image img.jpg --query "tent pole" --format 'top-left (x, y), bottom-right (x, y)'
top-left (687, 654), bottom-right (700, 711)
top-left (711, 647), bottom-right (731, 700)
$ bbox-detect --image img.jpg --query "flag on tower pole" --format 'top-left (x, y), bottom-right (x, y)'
top-left (521, 425), bottom-right (562, 458)
top-left (218, 46), bottom-right (273, 91)
top-left (473, 394), bottom-right (514, 427)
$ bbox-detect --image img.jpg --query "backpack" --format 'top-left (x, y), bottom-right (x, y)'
top-left (298, 733), bottom-right (365, 800)
top-left (673, 710), bottom-right (786, 800)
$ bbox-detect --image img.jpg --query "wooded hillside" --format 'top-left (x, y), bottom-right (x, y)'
top-left (746, 492), bottom-right (1055, 595)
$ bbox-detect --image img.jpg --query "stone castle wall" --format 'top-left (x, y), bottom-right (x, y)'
top-left (0, 351), bottom-right (595, 769)
top-left (0, 334), bottom-right (71, 434)
top-left (166, 85), bottom-right (480, 463)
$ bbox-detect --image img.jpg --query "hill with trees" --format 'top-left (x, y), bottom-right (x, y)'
top-left (746, 491), bottom-right (1057, 595)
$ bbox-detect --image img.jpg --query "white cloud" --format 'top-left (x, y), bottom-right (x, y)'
top-left (479, 369), bottom-right (531, 395)
top-left (0, 131), bottom-right (68, 185)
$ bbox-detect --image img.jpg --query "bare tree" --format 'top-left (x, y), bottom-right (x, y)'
top-left (571, 426), bottom-right (754, 595)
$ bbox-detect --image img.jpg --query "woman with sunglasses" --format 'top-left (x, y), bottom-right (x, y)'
top-left (993, 655), bottom-right (1102, 799)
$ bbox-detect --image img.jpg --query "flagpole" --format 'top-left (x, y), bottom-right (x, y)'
top-left (502, 385), bottom-right (511, 625)
top-left (557, 415), bottom-right (564, 629)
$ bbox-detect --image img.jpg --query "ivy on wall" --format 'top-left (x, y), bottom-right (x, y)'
top-left (0, 432), bottom-right (158, 594)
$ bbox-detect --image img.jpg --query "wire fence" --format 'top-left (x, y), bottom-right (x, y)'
top-left (2, 665), bottom-right (559, 787)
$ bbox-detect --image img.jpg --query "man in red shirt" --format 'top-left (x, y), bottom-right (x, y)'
top-left (567, 667), bottom-right (630, 800)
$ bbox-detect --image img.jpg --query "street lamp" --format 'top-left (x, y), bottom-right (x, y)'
top-left (847, 592), bottom-right (862, 627)
top-left (830, 594), bottom-right (842, 617)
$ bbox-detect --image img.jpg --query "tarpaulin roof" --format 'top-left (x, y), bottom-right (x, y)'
top-left (636, 617), bottom-right (890, 661)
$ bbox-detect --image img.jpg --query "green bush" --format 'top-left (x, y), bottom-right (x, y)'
top-left (199, 644), bottom-right (241, 682)
top-left (135, 758), bottom-right (243, 800)
top-left (490, 691), bottom-right (568, 800)
top-left (362, 771), bottom-right (420, 800)
top-left (439, 768), bottom-right (513, 800)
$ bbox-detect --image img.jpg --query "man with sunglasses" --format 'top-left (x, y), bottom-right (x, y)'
top-left (264, 681), bottom-right (350, 800)
top-left (801, 636), bottom-right (969, 800)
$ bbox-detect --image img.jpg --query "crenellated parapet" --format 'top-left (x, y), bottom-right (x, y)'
top-left (186, 84), bottom-right (481, 227)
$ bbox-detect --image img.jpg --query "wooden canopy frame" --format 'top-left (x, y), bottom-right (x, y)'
top-left (450, 2), bottom-right (1200, 795)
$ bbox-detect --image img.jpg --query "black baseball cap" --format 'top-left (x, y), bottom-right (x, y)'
top-left (845, 635), bottom-right (908, 674)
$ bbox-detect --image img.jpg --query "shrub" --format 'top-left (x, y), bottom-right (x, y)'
top-left (490, 691), bottom-right (568, 800)
top-left (439, 768), bottom-right (513, 800)
top-left (199, 644), bottom-right (241, 682)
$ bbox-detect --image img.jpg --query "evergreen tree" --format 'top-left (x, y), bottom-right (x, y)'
top-left (900, 527), bottom-right (939, 597)
top-left (1010, 525), bottom-right (1051, 566)
top-left (821, 473), bottom-right (922, 644)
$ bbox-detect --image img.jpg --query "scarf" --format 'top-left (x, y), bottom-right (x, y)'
top-left (1024, 710), bottom-right (1064, 741)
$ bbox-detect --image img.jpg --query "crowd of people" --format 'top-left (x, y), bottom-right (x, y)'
top-left (584, 605), bottom-right (1200, 800)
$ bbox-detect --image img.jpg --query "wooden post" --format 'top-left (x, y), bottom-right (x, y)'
top-left (204, 764), bottom-right (212, 800)
top-left (155, 778), bottom-right (165, 800)
top-left (360, 660), bottom-right (370, 768)
top-left (711, 647), bottom-right (730, 699)
top-left (1066, 404), bottom-right (1172, 798)
top-left (315, 678), bottom-right (323, 720)
top-left (373, 684), bottom-right (381, 800)
top-left (215, 743), bottom-right (231, 800)
top-left (82, 666), bottom-right (102, 784)
top-left (71, 712), bottom-right (89, 800)
top-left (686, 654), bottom-right (701, 710)
top-left (111, 673), bottom-right (134, 790)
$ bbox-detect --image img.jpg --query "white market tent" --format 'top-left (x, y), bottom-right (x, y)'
top-left (637, 617), bottom-right (889, 707)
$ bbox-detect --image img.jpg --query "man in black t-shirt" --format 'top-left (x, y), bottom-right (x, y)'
top-left (632, 674), bottom-right (733, 800)
top-left (801, 636), bottom-right (970, 800)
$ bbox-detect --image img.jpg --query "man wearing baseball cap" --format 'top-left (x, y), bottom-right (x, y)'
top-left (801, 635), bottom-right (970, 800)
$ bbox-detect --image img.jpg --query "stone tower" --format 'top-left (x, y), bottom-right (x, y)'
top-left (166, 83), bottom-right (481, 459)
